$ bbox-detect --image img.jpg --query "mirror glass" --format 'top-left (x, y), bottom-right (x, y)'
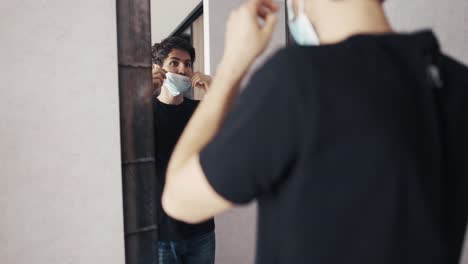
top-left (150, 1), bottom-right (286, 263)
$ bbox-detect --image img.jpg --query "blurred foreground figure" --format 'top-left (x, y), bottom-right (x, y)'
top-left (163, 0), bottom-right (468, 263)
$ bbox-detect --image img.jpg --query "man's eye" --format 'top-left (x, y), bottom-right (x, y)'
top-left (185, 63), bottom-right (192, 68)
top-left (170, 61), bottom-right (179, 67)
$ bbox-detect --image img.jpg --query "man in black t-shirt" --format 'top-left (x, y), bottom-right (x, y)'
top-left (151, 36), bottom-right (214, 264)
top-left (161, 0), bottom-right (468, 264)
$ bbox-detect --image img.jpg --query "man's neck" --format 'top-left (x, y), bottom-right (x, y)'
top-left (157, 85), bottom-right (184, 105)
top-left (309, 0), bottom-right (393, 44)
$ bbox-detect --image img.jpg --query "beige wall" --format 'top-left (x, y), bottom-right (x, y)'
top-left (0, 1), bottom-right (125, 264)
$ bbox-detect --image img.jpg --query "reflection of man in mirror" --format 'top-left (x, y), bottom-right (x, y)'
top-left (151, 36), bottom-right (215, 264)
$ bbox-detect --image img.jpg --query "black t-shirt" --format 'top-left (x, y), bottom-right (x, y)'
top-left (154, 97), bottom-right (214, 241)
top-left (200, 31), bottom-right (468, 264)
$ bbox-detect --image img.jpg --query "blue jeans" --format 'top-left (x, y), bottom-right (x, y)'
top-left (157, 231), bottom-right (216, 264)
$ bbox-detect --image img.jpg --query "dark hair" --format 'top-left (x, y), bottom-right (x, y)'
top-left (152, 35), bottom-right (196, 66)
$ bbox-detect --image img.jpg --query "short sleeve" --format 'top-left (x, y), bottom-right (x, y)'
top-left (200, 51), bottom-right (302, 204)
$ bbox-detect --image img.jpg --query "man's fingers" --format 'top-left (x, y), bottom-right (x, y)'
top-left (259, 1), bottom-right (279, 18)
top-left (153, 75), bottom-right (164, 81)
top-left (191, 73), bottom-right (200, 84)
top-left (159, 70), bottom-right (167, 79)
top-left (152, 66), bottom-right (167, 78)
top-left (153, 80), bottom-right (163, 88)
top-left (257, 5), bottom-right (269, 19)
top-left (152, 64), bottom-right (160, 72)
top-left (261, 12), bottom-right (277, 39)
top-left (153, 72), bottom-right (166, 80)
top-left (192, 72), bottom-right (211, 88)
top-left (153, 76), bottom-right (164, 85)
top-left (195, 78), bottom-right (205, 88)
top-left (192, 77), bottom-right (201, 88)
top-left (247, 0), bottom-right (277, 11)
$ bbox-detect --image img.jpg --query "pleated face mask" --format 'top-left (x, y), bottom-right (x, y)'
top-left (287, 0), bottom-right (320, 46)
top-left (164, 72), bottom-right (192, 96)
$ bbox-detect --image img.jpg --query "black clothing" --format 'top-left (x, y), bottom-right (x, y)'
top-left (154, 97), bottom-right (214, 241)
top-left (200, 31), bottom-right (468, 264)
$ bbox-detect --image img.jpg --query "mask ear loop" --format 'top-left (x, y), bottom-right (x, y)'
top-left (287, 0), bottom-right (295, 21)
top-left (287, 0), bottom-right (305, 21)
top-left (298, 0), bottom-right (305, 14)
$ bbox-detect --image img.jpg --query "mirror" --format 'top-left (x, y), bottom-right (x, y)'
top-left (149, 1), bottom-right (287, 263)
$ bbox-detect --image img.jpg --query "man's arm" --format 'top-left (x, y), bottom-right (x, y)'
top-left (162, 0), bottom-right (278, 224)
top-left (162, 67), bottom-right (242, 224)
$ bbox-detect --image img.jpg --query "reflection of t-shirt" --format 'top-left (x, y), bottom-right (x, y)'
top-left (154, 97), bottom-right (214, 241)
top-left (200, 31), bottom-right (468, 264)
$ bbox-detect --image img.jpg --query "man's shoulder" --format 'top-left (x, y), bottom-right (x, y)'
top-left (262, 44), bottom-right (353, 75)
top-left (440, 54), bottom-right (468, 80)
top-left (267, 45), bottom-right (327, 63)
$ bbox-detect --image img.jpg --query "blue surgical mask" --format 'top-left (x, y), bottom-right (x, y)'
top-left (287, 0), bottom-right (320, 46)
top-left (163, 72), bottom-right (192, 96)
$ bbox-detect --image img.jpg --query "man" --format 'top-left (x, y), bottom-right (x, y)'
top-left (151, 35), bottom-right (214, 264)
top-left (162, 0), bottom-right (468, 264)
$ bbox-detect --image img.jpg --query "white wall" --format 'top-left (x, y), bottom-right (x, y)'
top-left (0, 1), bottom-right (125, 264)
top-left (151, 0), bottom-right (201, 43)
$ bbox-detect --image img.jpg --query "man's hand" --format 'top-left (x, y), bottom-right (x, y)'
top-left (222, 0), bottom-right (278, 75)
top-left (152, 64), bottom-right (167, 95)
top-left (191, 72), bottom-right (212, 92)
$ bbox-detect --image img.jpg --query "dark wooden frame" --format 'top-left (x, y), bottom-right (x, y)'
top-left (116, 0), bottom-right (158, 263)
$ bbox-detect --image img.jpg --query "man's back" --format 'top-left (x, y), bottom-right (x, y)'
top-left (438, 50), bottom-right (468, 263)
top-left (200, 31), bottom-right (468, 263)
